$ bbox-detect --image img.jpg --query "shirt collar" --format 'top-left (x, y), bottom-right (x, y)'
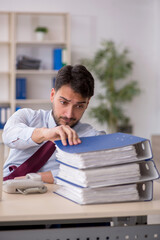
top-left (48, 110), bottom-right (57, 128)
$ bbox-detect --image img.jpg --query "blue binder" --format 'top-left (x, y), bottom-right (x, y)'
top-left (0, 107), bottom-right (11, 129)
top-left (55, 132), bottom-right (151, 155)
top-left (55, 132), bottom-right (153, 169)
top-left (53, 48), bottom-right (62, 70)
top-left (16, 78), bottom-right (26, 99)
top-left (54, 179), bottom-right (154, 204)
top-left (52, 77), bottom-right (56, 88)
top-left (0, 107), bottom-right (5, 129)
top-left (56, 160), bottom-right (159, 188)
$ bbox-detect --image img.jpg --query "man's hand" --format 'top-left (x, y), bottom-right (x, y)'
top-left (15, 171), bottom-right (54, 184)
top-left (38, 171), bottom-right (54, 184)
top-left (31, 125), bottom-right (81, 146)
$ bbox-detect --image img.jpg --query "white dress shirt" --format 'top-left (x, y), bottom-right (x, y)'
top-left (3, 108), bottom-right (104, 178)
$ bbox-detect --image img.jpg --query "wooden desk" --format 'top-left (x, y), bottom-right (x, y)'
top-left (0, 181), bottom-right (160, 240)
top-left (0, 181), bottom-right (160, 224)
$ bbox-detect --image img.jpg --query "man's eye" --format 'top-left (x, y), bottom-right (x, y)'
top-left (60, 101), bottom-right (67, 105)
top-left (76, 105), bottom-right (84, 109)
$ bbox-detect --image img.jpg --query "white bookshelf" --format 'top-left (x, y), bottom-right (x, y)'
top-left (16, 99), bottom-right (51, 104)
top-left (0, 11), bottom-right (71, 120)
top-left (16, 41), bottom-right (66, 45)
top-left (16, 70), bottom-right (58, 75)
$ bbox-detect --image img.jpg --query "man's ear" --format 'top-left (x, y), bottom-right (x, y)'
top-left (50, 88), bottom-right (56, 103)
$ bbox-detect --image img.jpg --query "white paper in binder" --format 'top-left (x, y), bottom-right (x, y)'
top-left (55, 133), bottom-right (153, 169)
top-left (56, 160), bottom-right (159, 188)
top-left (1, 108), bottom-right (5, 124)
top-left (54, 179), bottom-right (153, 205)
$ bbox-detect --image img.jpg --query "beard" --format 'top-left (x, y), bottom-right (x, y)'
top-left (52, 110), bottom-right (78, 128)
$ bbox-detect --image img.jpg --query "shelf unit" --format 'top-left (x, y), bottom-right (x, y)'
top-left (0, 12), bottom-right (11, 109)
top-left (0, 11), bottom-right (71, 117)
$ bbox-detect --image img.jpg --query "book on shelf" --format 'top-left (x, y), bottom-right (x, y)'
top-left (53, 48), bottom-right (67, 70)
top-left (0, 107), bottom-right (11, 129)
top-left (54, 132), bottom-right (159, 205)
top-left (16, 78), bottom-right (27, 100)
top-left (52, 77), bottom-right (56, 88)
top-left (62, 48), bottom-right (67, 66)
top-left (15, 106), bottom-right (21, 111)
top-left (17, 56), bottom-right (41, 70)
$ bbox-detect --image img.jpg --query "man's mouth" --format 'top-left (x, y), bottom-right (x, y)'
top-left (60, 117), bottom-right (76, 125)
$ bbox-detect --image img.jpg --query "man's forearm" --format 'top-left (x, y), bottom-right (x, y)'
top-left (31, 125), bottom-right (81, 146)
top-left (31, 128), bottom-right (47, 144)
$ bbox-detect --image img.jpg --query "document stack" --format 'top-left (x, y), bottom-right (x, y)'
top-left (54, 133), bottom-right (159, 205)
top-left (17, 56), bottom-right (41, 70)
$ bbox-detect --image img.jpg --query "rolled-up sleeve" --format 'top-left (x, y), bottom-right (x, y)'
top-left (2, 109), bottom-right (39, 149)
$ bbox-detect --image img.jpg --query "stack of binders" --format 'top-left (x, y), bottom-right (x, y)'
top-left (54, 133), bottom-right (160, 205)
top-left (17, 56), bottom-right (41, 70)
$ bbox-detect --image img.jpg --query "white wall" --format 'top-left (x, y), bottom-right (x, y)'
top-left (0, 0), bottom-right (159, 139)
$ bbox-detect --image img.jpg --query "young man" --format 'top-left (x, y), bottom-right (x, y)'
top-left (3, 65), bottom-right (105, 183)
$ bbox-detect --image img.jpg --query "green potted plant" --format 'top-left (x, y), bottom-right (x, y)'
top-left (35, 26), bottom-right (48, 41)
top-left (81, 40), bottom-right (141, 133)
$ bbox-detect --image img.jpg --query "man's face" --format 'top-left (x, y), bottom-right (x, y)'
top-left (50, 85), bottom-right (90, 127)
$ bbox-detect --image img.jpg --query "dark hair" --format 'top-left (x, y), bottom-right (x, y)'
top-left (55, 65), bottom-right (94, 98)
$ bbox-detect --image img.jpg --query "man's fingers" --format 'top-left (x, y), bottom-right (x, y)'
top-left (70, 128), bottom-right (81, 145)
top-left (63, 125), bottom-right (74, 145)
top-left (62, 125), bottom-right (81, 145)
top-left (54, 125), bottom-right (81, 146)
top-left (56, 126), bottom-right (68, 146)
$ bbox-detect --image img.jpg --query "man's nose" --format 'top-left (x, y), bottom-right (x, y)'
top-left (65, 106), bottom-right (74, 118)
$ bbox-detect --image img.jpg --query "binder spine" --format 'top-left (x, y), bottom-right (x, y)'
top-left (53, 77), bottom-right (56, 88)
top-left (16, 78), bottom-right (27, 99)
top-left (0, 107), bottom-right (11, 129)
top-left (53, 48), bottom-right (62, 70)
top-left (137, 181), bottom-right (153, 201)
top-left (62, 48), bottom-right (67, 66)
